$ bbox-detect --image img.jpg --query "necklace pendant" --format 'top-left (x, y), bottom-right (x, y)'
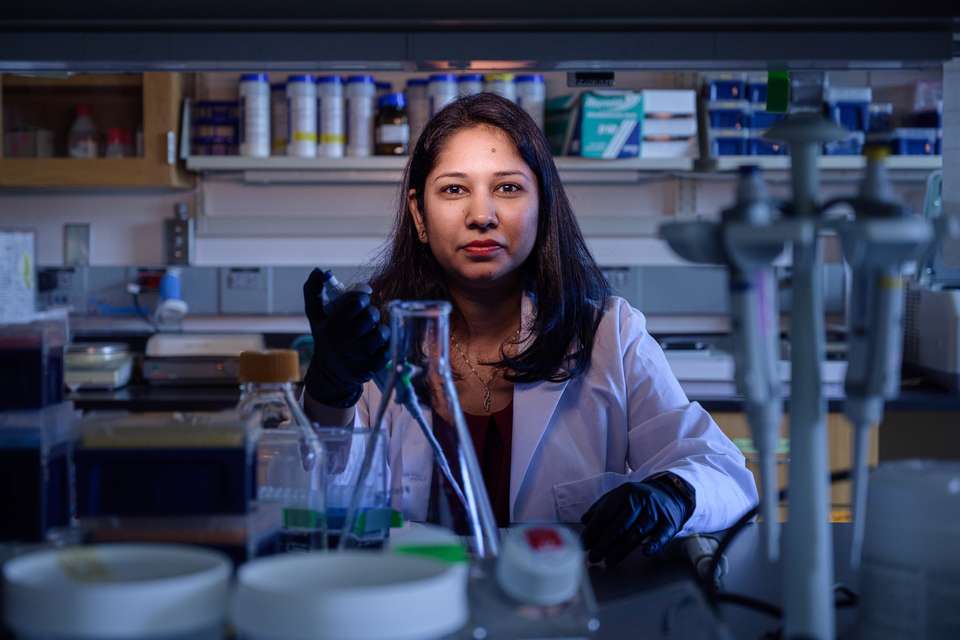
top-left (482, 388), bottom-right (492, 413)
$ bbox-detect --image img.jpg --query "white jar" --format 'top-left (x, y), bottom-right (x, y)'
top-left (286, 75), bottom-right (317, 158)
top-left (427, 74), bottom-right (458, 117)
top-left (239, 73), bottom-right (270, 158)
top-left (458, 74), bottom-right (484, 98)
top-left (484, 73), bottom-right (516, 102)
top-left (405, 78), bottom-right (430, 152)
top-left (316, 76), bottom-right (345, 159)
top-left (270, 82), bottom-right (288, 155)
top-left (515, 74), bottom-right (546, 130)
top-left (346, 75), bottom-right (376, 158)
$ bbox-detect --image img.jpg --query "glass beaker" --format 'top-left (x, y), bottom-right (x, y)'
top-left (340, 300), bottom-right (500, 558)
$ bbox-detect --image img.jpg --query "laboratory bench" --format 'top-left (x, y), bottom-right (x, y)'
top-left (591, 523), bottom-right (863, 640)
top-left (0, 524), bottom-right (862, 640)
top-left (67, 381), bottom-right (960, 414)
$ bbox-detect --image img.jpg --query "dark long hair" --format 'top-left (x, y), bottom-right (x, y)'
top-left (369, 92), bottom-right (609, 383)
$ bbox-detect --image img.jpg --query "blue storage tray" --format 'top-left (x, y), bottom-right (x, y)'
top-left (826, 101), bottom-right (870, 132)
top-left (746, 82), bottom-right (768, 104)
top-left (707, 78), bottom-right (746, 101)
top-left (748, 110), bottom-right (784, 130)
top-left (824, 133), bottom-right (865, 156)
top-left (748, 138), bottom-right (788, 156)
top-left (708, 102), bottom-right (749, 129)
top-left (711, 132), bottom-right (748, 156)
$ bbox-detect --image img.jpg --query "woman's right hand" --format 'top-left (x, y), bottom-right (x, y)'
top-left (302, 269), bottom-right (390, 407)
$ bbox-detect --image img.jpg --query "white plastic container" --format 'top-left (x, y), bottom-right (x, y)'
top-left (515, 74), bottom-right (546, 130)
top-left (858, 460), bottom-right (960, 639)
top-left (346, 75), bottom-right (376, 157)
top-left (286, 75), bottom-right (317, 158)
top-left (269, 82), bottom-right (287, 155)
top-left (316, 75), bottom-right (345, 158)
top-left (3, 544), bottom-right (231, 640)
top-left (484, 73), bottom-right (516, 102)
top-left (232, 552), bottom-right (468, 640)
top-left (239, 73), bottom-right (270, 158)
top-left (68, 105), bottom-right (98, 158)
top-left (427, 73), bottom-right (458, 117)
top-left (405, 78), bottom-right (430, 151)
top-left (457, 73), bottom-right (484, 98)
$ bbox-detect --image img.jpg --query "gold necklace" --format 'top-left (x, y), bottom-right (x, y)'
top-left (451, 327), bottom-right (521, 414)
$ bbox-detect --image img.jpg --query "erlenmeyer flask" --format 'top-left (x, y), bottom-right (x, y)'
top-left (341, 300), bottom-right (500, 558)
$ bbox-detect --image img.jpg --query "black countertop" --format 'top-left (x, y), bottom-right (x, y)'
top-left (69, 383), bottom-right (960, 414)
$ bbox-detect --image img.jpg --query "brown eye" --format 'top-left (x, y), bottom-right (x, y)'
top-left (497, 183), bottom-right (522, 194)
top-left (442, 185), bottom-right (466, 195)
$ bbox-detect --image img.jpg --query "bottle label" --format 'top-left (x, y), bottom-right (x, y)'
top-left (69, 139), bottom-right (98, 159)
top-left (377, 124), bottom-right (410, 144)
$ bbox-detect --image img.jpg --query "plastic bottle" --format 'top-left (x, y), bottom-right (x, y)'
top-left (239, 73), bottom-right (270, 158)
top-left (286, 75), bottom-right (317, 158)
top-left (104, 128), bottom-right (127, 158)
top-left (68, 105), bottom-right (98, 158)
top-left (515, 74), bottom-right (546, 130)
top-left (270, 81), bottom-right (288, 155)
top-left (458, 74), bottom-right (484, 98)
top-left (375, 81), bottom-right (393, 98)
top-left (484, 73), bottom-right (516, 102)
top-left (316, 76), bottom-right (345, 159)
top-left (239, 349), bottom-right (327, 551)
top-left (428, 74), bottom-right (459, 117)
top-left (405, 78), bottom-right (430, 152)
top-left (375, 92), bottom-right (409, 156)
top-left (346, 75), bottom-right (377, 157)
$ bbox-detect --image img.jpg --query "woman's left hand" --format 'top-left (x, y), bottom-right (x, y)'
top-left (580, 475), bottom-right (694, 567)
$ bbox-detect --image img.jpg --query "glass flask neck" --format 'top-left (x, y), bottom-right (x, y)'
top-left (389, 300), bottom-right (453, 375)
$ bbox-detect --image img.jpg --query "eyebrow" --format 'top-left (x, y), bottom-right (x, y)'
top-left (433, 170), bottom-right (531, 183)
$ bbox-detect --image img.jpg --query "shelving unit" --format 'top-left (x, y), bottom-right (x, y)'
top-left (185, 154), bottom-right (941, 184)
top-left (0, 73), bottom-right (192, 188)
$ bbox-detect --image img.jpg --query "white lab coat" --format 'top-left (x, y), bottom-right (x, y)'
top-left (354, 295), bottom-right (758, 535)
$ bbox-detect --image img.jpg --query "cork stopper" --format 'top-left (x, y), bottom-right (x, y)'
top-left (239, 349), bottom-right (301, 384)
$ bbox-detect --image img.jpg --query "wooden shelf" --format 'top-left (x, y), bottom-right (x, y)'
top-left (0, 158), bottom-right (190, 189)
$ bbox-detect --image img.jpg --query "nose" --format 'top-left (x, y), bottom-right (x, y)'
top-left (465, 192), bottom-right (498, 230)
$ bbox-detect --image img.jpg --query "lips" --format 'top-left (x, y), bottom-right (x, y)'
top-left (462, 239), bottom-right (504, 256)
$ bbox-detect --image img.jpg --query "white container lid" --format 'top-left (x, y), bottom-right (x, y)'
top-left (824, 86), bottom-right (872, 103)
top-left (496, 525), bottom-right (583, 606)
top-left (232, 551), bottom-right (468, 640)
top-left (3, 544), bottom-right (231, 639)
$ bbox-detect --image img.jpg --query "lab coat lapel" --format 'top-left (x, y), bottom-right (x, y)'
top-left (510, 294), bottom-right (569, 519)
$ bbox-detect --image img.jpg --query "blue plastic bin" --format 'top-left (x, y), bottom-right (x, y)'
top-left (706, 77), bottom-right (746, 101)
top-left (708, 101), bottom-right (749, 130)
top-left (748, 109), bottom-right (784, 130)
top-left (824, 132), bottom-right (865, 156)
top-left (746, 82), bottom-right (768, 104)
top-left (748, 137), bottom-right (788, 156)
top-left (824, 87), bottom-right (871, 132)
top-left (711, 129), bottom-right (749, 156)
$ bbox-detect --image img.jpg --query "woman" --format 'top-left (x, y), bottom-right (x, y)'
top-left (303, 93), bottom-right (757, 566)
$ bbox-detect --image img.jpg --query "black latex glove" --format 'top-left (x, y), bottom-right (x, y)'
top-left (302, 268), bottom-right (390, 407)
top-left (580, 474), bottom-right (695, 567)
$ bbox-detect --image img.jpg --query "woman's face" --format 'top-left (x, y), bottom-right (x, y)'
top-left (410, 125), bottom-right (539, 290)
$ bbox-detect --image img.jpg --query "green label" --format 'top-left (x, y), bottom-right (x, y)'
top-left (283, 507), bottom-right (324, 530)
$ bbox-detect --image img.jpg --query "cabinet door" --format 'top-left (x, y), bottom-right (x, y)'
top-left (0, 73), bottom-right (191, 188)
top-left (713, 411), bottom-right (879, 522)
